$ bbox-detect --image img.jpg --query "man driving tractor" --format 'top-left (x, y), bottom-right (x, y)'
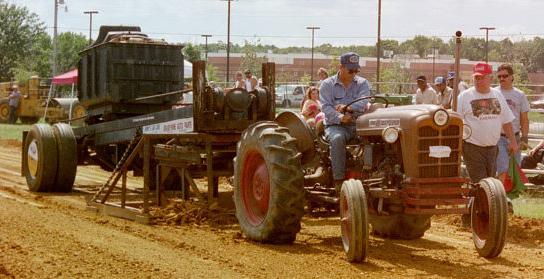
top-left (319, 52), bottom-right (371, 193)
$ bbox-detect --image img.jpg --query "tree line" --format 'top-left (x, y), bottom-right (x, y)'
top-left (2, 1), bottom-right (544, 84)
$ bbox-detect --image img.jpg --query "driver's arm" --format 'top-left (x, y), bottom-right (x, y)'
top-left (320, 82), bottom-right (342, 125)
top-left (349, 79), bottom-right (371, 116)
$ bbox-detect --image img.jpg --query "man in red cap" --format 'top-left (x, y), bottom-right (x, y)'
top-left (456, 62), bottom-right (518, 183)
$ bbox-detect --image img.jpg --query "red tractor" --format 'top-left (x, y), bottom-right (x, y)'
top-left (233, 96), bottom-right (508, 262)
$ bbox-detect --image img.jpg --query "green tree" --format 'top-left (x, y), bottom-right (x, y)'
top-left (56, 32), bottom-right (87, 73)
top-left (0, 1), bottom-right (47, 80)
top-left (239, 40), bottom-right (266, 79)
top-left (183, 43), bottom-right (202, 62)
top-left (13, 31), bottom-right (51, 79)
top-left (206, 64), bottom-right (218, 82)
top-left (379, 62), bottom-right (413, 94)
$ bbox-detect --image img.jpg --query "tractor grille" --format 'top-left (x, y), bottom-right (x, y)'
top-left (417, 125), bottom-right (461, 178)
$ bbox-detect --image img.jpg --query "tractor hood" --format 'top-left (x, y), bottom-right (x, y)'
top-left (356, 104), bottom-right (462, 136)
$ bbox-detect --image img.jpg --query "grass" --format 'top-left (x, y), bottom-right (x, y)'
top-left (512, 194), bottom-right (544, 219)
top-left (0, 123), bottom-right (33, 141)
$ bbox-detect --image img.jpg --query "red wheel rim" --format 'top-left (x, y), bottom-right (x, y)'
top-left (340, 194), bottom-right (351, 247)
top-left (473, 188), bottom-right (490, 240)
top-left (241, 150), bottom-right (270, 226)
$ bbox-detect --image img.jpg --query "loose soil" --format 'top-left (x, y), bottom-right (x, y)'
top-left (0, 140), bottom-right (543, 278)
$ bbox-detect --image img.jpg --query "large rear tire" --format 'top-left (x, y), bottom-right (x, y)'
top-left (0, 102), bottom-right (10, 123)
top-left (22, 124), bottom-right (58, 192)
top-left (471, 177), bottom-right (507, 258)
top-left (340, 179), bottom-right (369, 262)
top-left (370, 213), bottom-right (431, 240)
top-left (52, 123), bottom-right (77, 192)
top-left (234, 121), bottom-right (305, 243)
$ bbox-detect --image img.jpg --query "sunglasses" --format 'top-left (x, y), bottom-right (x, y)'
top-left (348, 69), bottom-right (360, 74)
top-left (497, 74), bottom-right (510, 79)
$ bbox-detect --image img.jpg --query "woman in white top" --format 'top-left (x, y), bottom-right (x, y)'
top-left (233, 71), bottom-right (246, 89)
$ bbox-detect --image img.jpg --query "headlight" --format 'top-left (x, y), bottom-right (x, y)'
top-left (382, 127), bottom-right (399, 143)
top-left (463, 124), bottom-right (472, 140)
top-left (433, 109), bottom-right (449, 126)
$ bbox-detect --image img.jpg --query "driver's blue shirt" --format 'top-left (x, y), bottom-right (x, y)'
top-left (319, 72), bottom-right (371, 125)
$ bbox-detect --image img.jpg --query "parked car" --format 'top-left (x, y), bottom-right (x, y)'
top-left (275, 84), bottom-right (307, 108)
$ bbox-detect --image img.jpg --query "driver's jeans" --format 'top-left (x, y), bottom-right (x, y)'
top-left (325, 124), bottom-right (357, 181)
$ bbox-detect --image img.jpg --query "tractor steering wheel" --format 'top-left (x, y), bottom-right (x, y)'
top-left (341, 96), bottom-right (389, 113)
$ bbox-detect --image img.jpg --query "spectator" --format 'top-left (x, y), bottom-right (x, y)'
top-left (301, 86), bottom-right (321, 127)
top-left (434, 76), bottom-right (453, 109)
top-left (494, 64), bottom-right (530, 182)
top-left (243, 69), bottom-right (258, 91)
top-left (456, 62), bottom-right (517, 183)
top-left (8, 85), bottom-right (21, 124)
top-left (233, 71), bottom-right (246, 89)
top-left (320, 52), bottom-right (371, 193)
top-left (447, 71), bottom-right (469, 93)
top-left (415, 75), bottom-right (437, 104)
top-left (317, 67), bottom-right (328, 88)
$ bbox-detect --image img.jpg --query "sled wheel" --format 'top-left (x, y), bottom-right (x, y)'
top-left (20, 117), bottom-right (39, 124)
top-left (0, 102), bottom-right (10, 123)
top-left (52, 123), bottom-right (77, 192)
top-left (370, 214), bottom-right (431, 240)
top-left (234, 121), bottom-right (304, 243)
top-left (22, 124), bottom-right (58, 192)
top-left (340, 179), bottom-right (369, 262)
top-left (471, 177), bottom-right (508, 258)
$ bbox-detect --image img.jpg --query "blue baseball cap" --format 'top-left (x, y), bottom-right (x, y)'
top-left (434, 76), bottom-right (446, 84)
top-left (340, 52), bottom-right (361, 70)
top-left (447, 71), bottom-right (456, 80)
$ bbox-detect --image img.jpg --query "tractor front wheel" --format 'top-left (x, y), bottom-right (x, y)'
top-left (234, 121), bottom-right (305, 243)
top-left (340, 179), bottom-right (369, 262)
top-left (471, 177), bottom-right (508, 258)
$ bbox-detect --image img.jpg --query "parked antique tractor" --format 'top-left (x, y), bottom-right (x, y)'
top-left (233, 96), bottom-right (508, 262)
top-left (0, 77), bottom-right (82, 124)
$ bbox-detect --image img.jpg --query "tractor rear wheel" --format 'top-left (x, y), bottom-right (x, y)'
top-left (370, 213), bottom-right (431, 240)
top-left (471, 177), bottom-right (507, 258)
top-left (22, 124), bottom-right (58, 192)
top-left (340, 179), bottom-right (369, 262)
top-left (0, 102), bottom-right (10, 123)
top-left (234, 121), bottom-right (305, 243)
top-left (52, 123), bottom-right (77, 192)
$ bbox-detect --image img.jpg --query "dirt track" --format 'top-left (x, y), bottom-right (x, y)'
top-left (1, 140), bottom-right (544, 278)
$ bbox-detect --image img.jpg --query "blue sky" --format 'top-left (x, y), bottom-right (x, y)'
top-left (5, 0), bottom-right (543, 48)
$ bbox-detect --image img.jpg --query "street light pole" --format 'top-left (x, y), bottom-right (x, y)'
top-left (53, 0), bottom-right (59, 76)
top-left (201, 34), bottom-right (212, 61)
top-left (83, 11), bottom-right (98, 45)
top-left (479, 27), bottom-right (495, 63)
top-left (306, 26), bottom-right (320, 82)
top-left (376, 0), bottom-right (382, 94)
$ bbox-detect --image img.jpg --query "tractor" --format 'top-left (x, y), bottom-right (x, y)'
top-left (233, 96), bottom-right (508, 262)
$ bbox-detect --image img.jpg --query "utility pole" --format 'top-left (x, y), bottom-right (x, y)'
top-left (201, 34), bottom-right (212, 61)
top-left (431, 45), bottom-right (438, 81)
top-left (222, 0), bottom-right (236, 82)
top-left (376, 0), bottom-right (382, 94)
top-left (479, 27), bottom-right (495, 63)
top-left (83, 11), bottom-right (98, 45)
top-left (306, 26), bottom-right (320, 82)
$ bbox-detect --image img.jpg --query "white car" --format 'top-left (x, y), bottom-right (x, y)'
top-left (275, 84), bottom-right (307, 108)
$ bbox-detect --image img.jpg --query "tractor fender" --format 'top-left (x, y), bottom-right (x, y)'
top-left (275, 111), bottom-right (316, 165)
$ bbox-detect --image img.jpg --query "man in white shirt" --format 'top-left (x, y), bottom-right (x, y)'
top-left (243, 69), bottom-right (258, 91)
top-left (434, 76), bottom-right (453, 109)
top-left (456, 62), bottom-right (518, 183)
top-left (494, 64), bottom-right (530, 182)
top-left (415, 75), bottom-right (437, 105)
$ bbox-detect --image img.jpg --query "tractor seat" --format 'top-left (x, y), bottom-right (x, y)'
top-left (315, 120), bottom-right (360, 146)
